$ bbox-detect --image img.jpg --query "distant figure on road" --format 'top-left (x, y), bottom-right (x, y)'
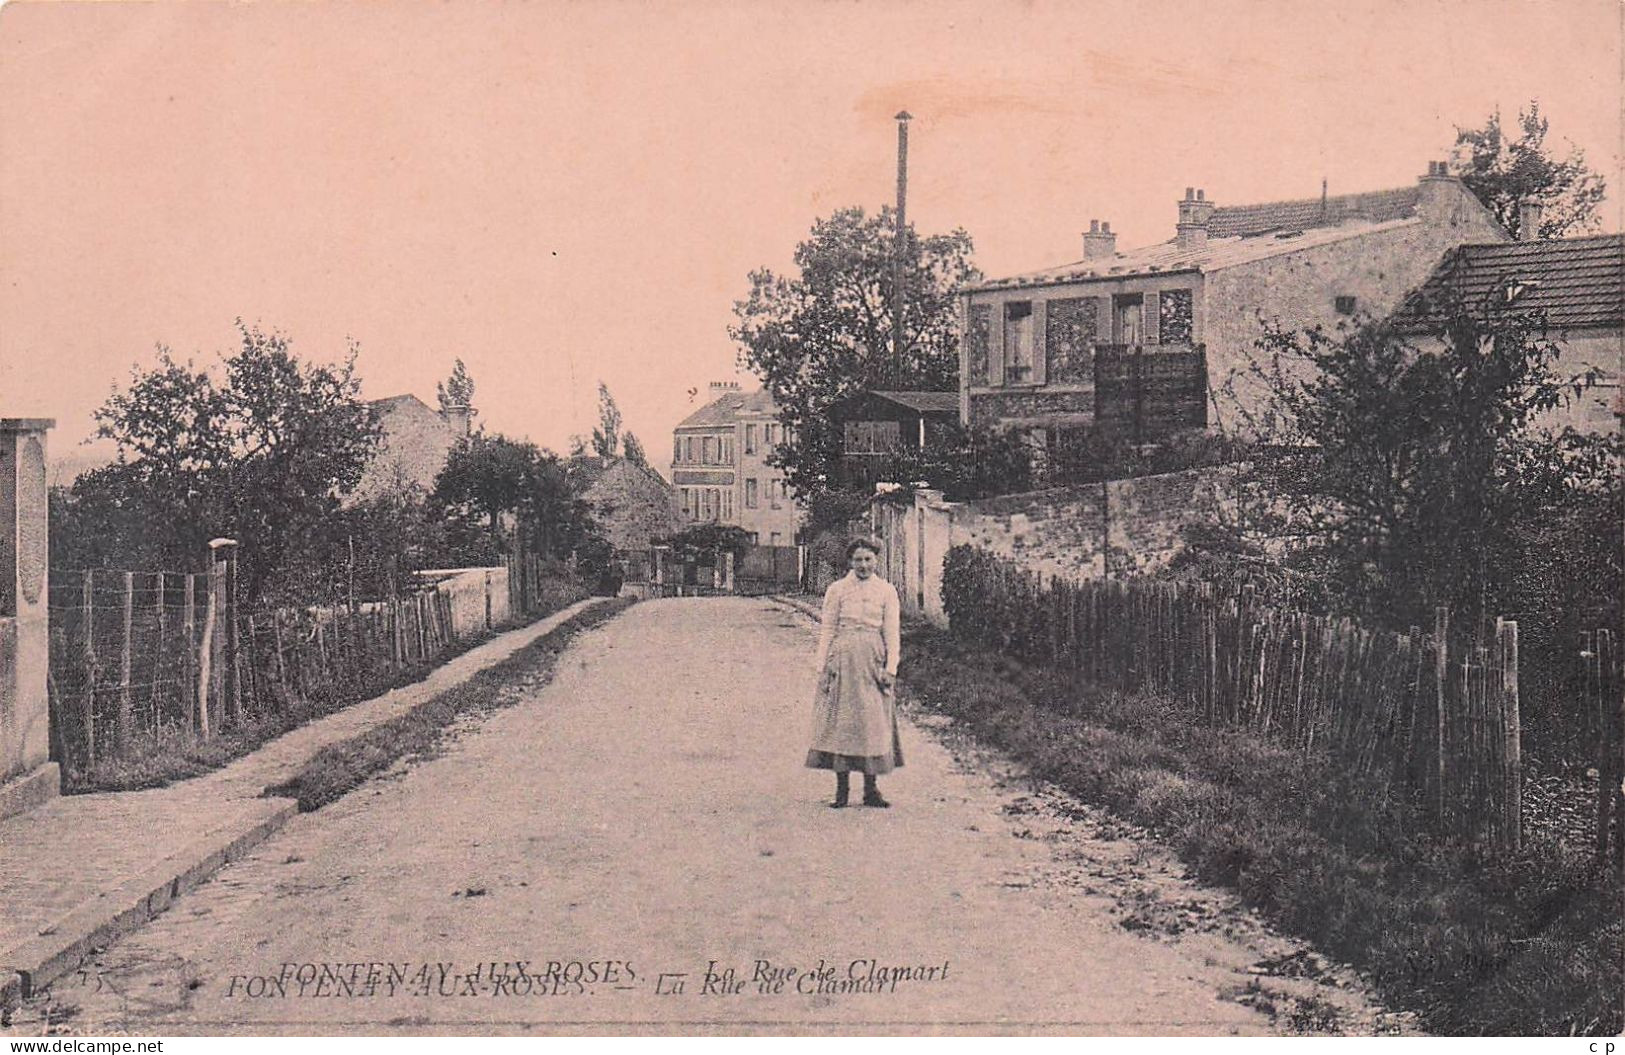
top-left (805, 537), bottom-right (903, 808)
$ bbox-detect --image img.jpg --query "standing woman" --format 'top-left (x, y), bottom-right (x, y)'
top-left (806, 538), bottom-right (903, 808)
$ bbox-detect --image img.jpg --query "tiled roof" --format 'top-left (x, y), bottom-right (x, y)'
top-left (869, 390), bottom-right (961, 414)
top-left (1390, 234), bottom-right (1624, 332)
top-left (1207, 186), bottom-right (1421, 238)
top-left (675, 387), bottom-right (778, 428)
top-left (971, 181), bottom-right (1432, 292)
top-left (971, 217), bottom-right (1420, 291)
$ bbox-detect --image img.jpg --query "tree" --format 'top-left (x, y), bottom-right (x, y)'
top-left (1452, 101), bottom-right (1607, 239)
top-left (69, 321), bottom-right (381, 600)
top-left (1243, 289), bottom-right (1611, 634)
top-left (436, 358), bottom-right (476, 412)
top-left (622, 431), bottom-right (649, 468)
top-left (732, 206), bottom-right (981, 496)
top-left (591, 381), bottom-right (623, 459)
top-left (428, 432), bottom-right (604, 565)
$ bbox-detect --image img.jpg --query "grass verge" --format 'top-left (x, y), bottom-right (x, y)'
top-left (899, 623), bottom-right (1622, 1037)
top-left (64, 596), bottom-right (598, 794)
top-left (266, 598), bottom-right (634, 812)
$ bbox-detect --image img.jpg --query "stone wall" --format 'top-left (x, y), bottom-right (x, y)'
top-left (871, 465), bottom-right (1237, 626)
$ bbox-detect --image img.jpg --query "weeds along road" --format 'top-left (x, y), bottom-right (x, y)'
top-left (12, 597), bottom-right (1396, 1036)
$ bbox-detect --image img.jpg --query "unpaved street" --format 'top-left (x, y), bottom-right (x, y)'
top-left (14, 598), bottom-right (1400, 1035)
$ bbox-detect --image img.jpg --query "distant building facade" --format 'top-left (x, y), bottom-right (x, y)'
top-left (350, 394), bottom-right (473, 504)
top-left (567, 455), bottom-right (683, 551)
top-left (671, 382), bottom-right (802, 545)
top-left (1388, 228), bottom-right (1623, 434)
top-left (960, 162), bottom-right (1509, 442)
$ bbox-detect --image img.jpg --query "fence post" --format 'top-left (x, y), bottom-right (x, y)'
top-left (81, 570), bottom-right (97, 765)
top-left (484, 571), bottom-right (493, 630)
top-left (197, 557), bottom-right (220, 739)
top-left (221, 540), bottom-right (242, 727)
top-left (183, 574), bottom-right (196, 732)
top-left (1433, 607), bottom-right (1449, 824)
top-left (1594, 627), bottom-right (1615, 864)
top-left (1499, 618), bottom-right (1520, 854)
top-left (117, 570), bottom-right (133, 752)
top-left (151, 571), bottom-right (166, 715)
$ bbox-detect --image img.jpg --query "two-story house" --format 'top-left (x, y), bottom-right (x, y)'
top-left (671, 382), bottom-right (802, 545)
top-left (960, 161), bottom-right (1509, 443)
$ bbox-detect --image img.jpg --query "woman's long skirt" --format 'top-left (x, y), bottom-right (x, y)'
top-left (805, 625), bottom-right (903, 775)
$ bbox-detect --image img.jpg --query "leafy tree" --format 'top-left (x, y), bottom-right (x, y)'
top-left (622, 431), bottom-right (649, 468)
top-left (1452, 101), bottom-right (1607, 239)
top-left (1242, 289), bottom-right (1611, 635)
top-left (732, 206), bottom-right (981, 496)
top-left (65, 322), bottom-right (381, 600)
top-left (591, 382), bottom-right (623, 459)
top-left (436, 358), bottom-right (476, 412)
top-left (428, 432), bottom-right (604, 566)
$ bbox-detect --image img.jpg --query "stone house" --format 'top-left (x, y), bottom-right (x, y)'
top-left (349, 394), bottom-right (473, 504)
top-left (1387, 227), bottom-right (1623, 434)
top-left (960, 161), bottom-right (1509, 441)
top-left (671, 382), bottom-right (802, 545)
top-left (566, 455), bottom-right (683, 551)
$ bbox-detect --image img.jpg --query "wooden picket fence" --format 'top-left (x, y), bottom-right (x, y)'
top-left (942, 546), bottom-right (1525, 853)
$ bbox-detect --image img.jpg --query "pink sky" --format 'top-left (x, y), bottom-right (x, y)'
top-left (2, 0), bottom-right (1620, 470)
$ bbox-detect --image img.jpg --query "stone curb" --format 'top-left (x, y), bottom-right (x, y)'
top-left (771, 594), bottom-right (823, 622)
top-left (0, 596), bottom-right (618, 1016)
top-left (1, 797), bottom-right (296, 1011)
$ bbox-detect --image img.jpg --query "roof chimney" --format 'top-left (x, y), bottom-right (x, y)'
top-left (439, 403), bottom-right (473, 437)
top-left (709, 380), bottom-right (741, 392)
top-left (1417, 159), bottom-right (1464, 226)
top-left (1176, 187), bottom-right (1215, 251)
top-left (1518, 199), bottom-right (1545, 241)
top-left (1083, 219), bottom-right (1117, 260)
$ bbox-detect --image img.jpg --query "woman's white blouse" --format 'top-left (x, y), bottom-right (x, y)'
top-left (812, 572), bottom-right (902, 676)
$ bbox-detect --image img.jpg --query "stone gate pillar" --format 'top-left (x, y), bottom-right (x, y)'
top-left (0, 418), bottom-right (56, 819)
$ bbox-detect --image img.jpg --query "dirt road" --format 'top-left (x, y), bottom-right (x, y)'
top-left (11, 597), bottom-right (1402, 1035)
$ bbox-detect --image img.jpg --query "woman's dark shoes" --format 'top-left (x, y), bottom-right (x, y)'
top-left (861, 790), bottom-right (890, 808)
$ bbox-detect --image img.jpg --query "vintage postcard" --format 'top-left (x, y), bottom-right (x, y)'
top-left (0, 0), bottom-right (1620, 1040)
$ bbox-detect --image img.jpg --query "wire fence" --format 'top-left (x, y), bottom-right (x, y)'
top-left (47, 550), bottom-right (589, 779)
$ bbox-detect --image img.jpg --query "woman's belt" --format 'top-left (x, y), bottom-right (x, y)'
top-left (833, 619), bottom-right (884, 633)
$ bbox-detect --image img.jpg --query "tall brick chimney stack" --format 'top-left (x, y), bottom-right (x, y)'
top-left (1518, 199), bottom-right (1545, 240)
top-left (1083, 219), bottom-right (1118, 260)
top-left (440, 404), bottom-right (473, 437)
top-left (1176, 187), bottom-right (1215, 251)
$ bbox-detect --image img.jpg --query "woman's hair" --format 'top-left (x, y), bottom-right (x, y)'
top-left (845, 537), bottom-right (881, 562)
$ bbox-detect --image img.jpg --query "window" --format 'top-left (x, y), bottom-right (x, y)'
top-left (763, 424), bottom-right (776, 447)
top-left (721, 489), bottom-right (733, 519)
top-left (745, 424), bottom-right (758, 454)
top-left (844, 420), bottom-right (902, 454)
top-left (1114, 294), bottom-right (1144, 345)
top-left (1334, 295), bottom-right (1357, 315)
top-left (1158, 288), bottom-right (1194, 343)
top-left (1004, 301), bottom-right (1035, 383)
top-left (722, 436), bottom-right (734, 464)
top-left (684, 436), bottom-right (695, 463)
top-left (673, 438), bottom-right (682, 464)
top-left (769, 532), bottom-right (782, 546)
top-left (745, 478), bottom-right (759, 508)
